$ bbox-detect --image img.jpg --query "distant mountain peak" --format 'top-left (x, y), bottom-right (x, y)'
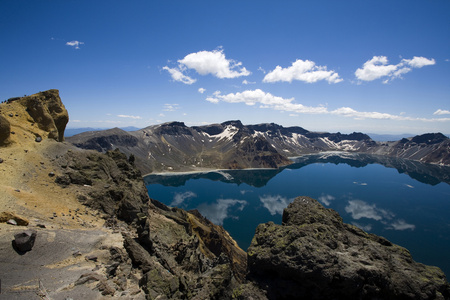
top-left (67, 120), bottom-right (450, 173)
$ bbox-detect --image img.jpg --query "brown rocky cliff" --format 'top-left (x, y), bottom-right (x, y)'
top-left (1, 89), bottom-right (68, 143)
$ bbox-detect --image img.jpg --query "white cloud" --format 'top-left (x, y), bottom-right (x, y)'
top-left (355, 55), bottom-right (435, 82)
top-left (355, 56), bottom-right (397, 81)
top-left (259, 194), bottom-right (293, 215)
top-left (206, 89), bottom-right (450, 123)
top-left (170, 191), bottom-right (197, 207)
top-left (242, 80), bottom-right (255, 85)
top-left (162, 66), bottom-right (196, 85)
top-left (263, 59), bottom-right (343, 84)
top-left (197, 199), bottom-right (247, 225)
top-left (178, 48), bottom-right (250, 79)
top-left (258, 66), bottom-right (266, 74)
top-left (207, 89), bottom-right (295, 107)
top-left (198, 88), bottom-right (206, 94)
top-left (66, 40), bottom-right (84, 49)
top-left (163, 103), bottom-right (180, 111)
top-left (434, 109), bottom-right (450, 115)
top-left (117, 114), bottom-right (142, 119)
top-left (402, 56), bottom-right (436, 68)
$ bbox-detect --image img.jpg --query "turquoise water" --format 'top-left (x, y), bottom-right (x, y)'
top-left (145, 154), bottom-right (450, 276)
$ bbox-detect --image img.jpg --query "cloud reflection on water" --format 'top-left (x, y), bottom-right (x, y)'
top-left (388, 219), bottom-right (416, 231)
top-left (197, 199), bottom-right (247, 225)
top-left (318, 194), bottom-right (336, 206)
top-left (171, 191), bottom-right (197, 207)
top-left (351, 222), bottom-right (373, 232)
top-left (345, 199), bottom-right (415, 231)
top-left (259, 195), bottom-right (294, 215)
top-left (345, 200), bottom-right (394, 221)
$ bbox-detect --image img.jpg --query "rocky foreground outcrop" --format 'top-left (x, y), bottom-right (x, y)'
top-left (247, 197), bottom-right (450, 300)
top-left (52, 145), bottom-right (248, 298)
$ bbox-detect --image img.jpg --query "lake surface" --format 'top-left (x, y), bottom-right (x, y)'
top-left (144, 152), bottom-right (450, 277)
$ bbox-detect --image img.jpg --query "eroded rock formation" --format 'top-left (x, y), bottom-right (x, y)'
top-left (19, 90), bottom-right (69, 142)
top-left (247, 197), bottom-right (450, 299)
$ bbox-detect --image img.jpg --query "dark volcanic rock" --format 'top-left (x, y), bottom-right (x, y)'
top-left (0, 114), bottom-right (11, 145)
top-left (70, 128), bottom-right (139, 152)
top-left (55, 148), bottom-right (149, 223)
top-left (129, 198), bottom-right (248, 299)
top-left (411, 132), bottom-right (447, 145)
top-left (247, 196), bottom-right (450, 300)
top-left (13, 230), bottom-right (37, 252)
top-left (154, 121), bottom-right (192, 136)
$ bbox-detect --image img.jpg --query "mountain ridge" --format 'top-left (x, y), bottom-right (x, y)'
top-left (67, 120), bottom-right (450, 174)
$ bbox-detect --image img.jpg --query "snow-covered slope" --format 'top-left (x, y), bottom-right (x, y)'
top-left (67, 121), bottom-right (450, 173)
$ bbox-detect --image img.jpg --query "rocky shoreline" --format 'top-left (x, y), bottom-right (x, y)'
top-left (1, 90), bottom-right (449, 299)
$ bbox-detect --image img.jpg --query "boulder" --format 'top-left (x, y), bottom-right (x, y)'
top-left (248, 196), bottom-right (450, 300)
top-left (0, 211), bottom-right (29, 226)
top-left (0, 114), bottom-right (10, 145)
top-left (13, 229), bottom-right (37, 252)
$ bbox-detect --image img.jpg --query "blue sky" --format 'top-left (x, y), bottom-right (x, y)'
top-left (1, 0), bottom-right (449, 134)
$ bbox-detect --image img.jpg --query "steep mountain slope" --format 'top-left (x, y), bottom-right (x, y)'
top-left (68, 120), bottom-right (449, 173)
top-left (0, 90), bottom-right (248, 299)
top-left (68, 121), bottom-right (294, 173)
top-left (367, 133), bottom-right (450, 165)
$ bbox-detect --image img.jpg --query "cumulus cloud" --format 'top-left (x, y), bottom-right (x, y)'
top-left (163, 48), bottom-right (250, 84)
top-left (206, 89), bottom-right (327, 114)
top-left (402, 56), bottom-right (436, 68)
top-left (263, 59), bottom-right (343, 84)
top-left (66, 40), bottom-right (84, 49)
top-left (117, 114), bottom-right (142, 119)
top-left (259, 195), bottom-right (293, 215)
top-left (355, 56), bottom-right (435, 82)
top-left (170, 191), bottom-right (197, 207)
top-left (434, 109), bottom-right (450, 115)
top-left (178, 48), bottom-right (250, 79)
top-left (205, 89), bottom-right (450, 122)
top-left (198, 88), bottom-right (206, 94)
top-left (162, 66), bottom-right (196, 85)
top-left (197, 199), bottom-right (247, 225)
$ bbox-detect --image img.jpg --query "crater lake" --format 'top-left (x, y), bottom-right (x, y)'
top-left (144, 152), bottom-right (450, 277)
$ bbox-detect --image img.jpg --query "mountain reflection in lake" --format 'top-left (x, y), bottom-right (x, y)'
top-left (145, 153), bottom-right (450, 277)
